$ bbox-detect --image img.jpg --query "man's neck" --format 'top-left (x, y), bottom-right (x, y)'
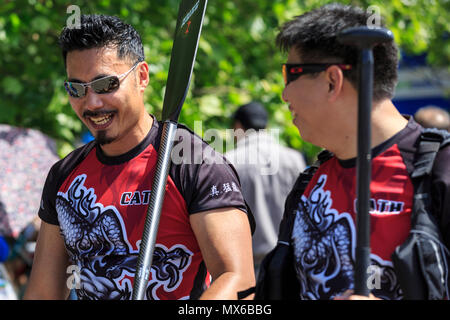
top-left (332, 99), bottom-right (408, 160)
top-left (100, 112), bottom-right (153, 157)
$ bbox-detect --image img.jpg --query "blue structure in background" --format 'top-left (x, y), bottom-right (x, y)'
top-left (393, 52), bottom-right (450, 115)
top-left (0, 236), bottom-right (9, 262)
top-left (81, 131), bottom-right (95, 144)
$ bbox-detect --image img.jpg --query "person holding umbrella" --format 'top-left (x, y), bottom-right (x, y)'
top-left (0, 124), bottom-right (60, 298)
top-left (24, 14), bottom-right (255, 300)
top-left (272, 3), bottom-right (450, 299)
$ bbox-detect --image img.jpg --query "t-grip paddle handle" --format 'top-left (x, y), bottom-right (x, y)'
top-left (337, 27), bottom-right (393, 297)
top-left (337, 27), bottom-right (393, 49)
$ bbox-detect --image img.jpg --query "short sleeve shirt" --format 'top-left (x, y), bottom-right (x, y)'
top-left (290, 118), bottom-right (450, 300)
top-left (39, 117), bottom-right (251, 300)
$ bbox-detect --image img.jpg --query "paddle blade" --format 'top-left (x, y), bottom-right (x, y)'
top-left (161, 0), bottom-right (207, 122)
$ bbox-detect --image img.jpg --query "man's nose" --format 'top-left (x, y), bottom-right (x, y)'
top-left (84, 89), bottom-right (104, 110)
top-left (281, 87), bottom-right (289, 103)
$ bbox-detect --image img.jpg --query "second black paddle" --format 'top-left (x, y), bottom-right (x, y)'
top-left (337, 26), bottom-right (394, 297)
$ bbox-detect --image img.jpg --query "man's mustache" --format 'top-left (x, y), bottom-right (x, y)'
top-left (83, 110), bottom-right (118, 118)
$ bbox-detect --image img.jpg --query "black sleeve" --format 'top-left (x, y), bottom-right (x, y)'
top-left (170, 127), bottom-right (248, 215)
top-left (38, 162), bottom-right (61, 225)
top-left (432, 143), bottom-right (450, 248)
top-left (38, 141), bottom-right (96, 226)
top-left (185, 158), bottom-right (249, 215)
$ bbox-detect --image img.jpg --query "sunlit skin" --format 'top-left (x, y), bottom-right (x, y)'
top-left (66, 47), bottom-right (152, 156)
top-left (281, 48), bottom-right (357, 155)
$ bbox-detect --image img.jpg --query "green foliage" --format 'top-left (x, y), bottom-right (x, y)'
top-left (0, 0), bottom-right (448, 162)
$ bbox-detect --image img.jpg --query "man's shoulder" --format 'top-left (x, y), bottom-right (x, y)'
top-left (171, 123), bottom-right (231, 168)
top-left (379, 124), bottom-right (449, 196)
top-left (40, 141), bottom-right (97, 217)
top-left (432, 130), bottom-right (450, 181)
top-left (62, 140), bottom-right (96, 162)
top-left (174, 124), bottom-right (209, 149)
top-left (50, 141), bottom-right (96, 177)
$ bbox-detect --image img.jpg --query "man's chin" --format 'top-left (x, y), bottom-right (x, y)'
top-left (95, 131), bottom-right (115, 145)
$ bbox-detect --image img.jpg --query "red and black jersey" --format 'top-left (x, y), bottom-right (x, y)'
top-left (290, 117), bottom-right (450, 300)
top-left (39, 116), bottom-right (252, 300)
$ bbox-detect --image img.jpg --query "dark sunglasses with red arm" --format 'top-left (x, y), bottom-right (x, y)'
top-left (282, 63), bottom-right (352, 86)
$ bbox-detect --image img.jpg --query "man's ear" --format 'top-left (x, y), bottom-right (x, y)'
top-left (326, 65), bottom-right (344, 102)
top-left (137, 61), bottom-right (149, 93)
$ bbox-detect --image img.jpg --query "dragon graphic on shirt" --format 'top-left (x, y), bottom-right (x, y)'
top-left (56, 174), bottom-right (192, 300)
top-left (291, 174), bottom-right (402, 300)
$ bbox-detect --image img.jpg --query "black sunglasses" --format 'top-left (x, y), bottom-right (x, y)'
top-left (64, 61), bottom-right (140, 98)
top-left (282, 63), bottom-right (352, 86)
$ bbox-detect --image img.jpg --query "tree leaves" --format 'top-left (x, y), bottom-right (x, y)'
top-left (0, 0), bottom-right (448, 160)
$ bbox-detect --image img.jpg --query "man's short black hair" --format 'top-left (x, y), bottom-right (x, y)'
top-left (233, 101), bottom-right (268, 130)
top-left (276, 3), bottom-right (399, 101)
top-left (58, 14), bottom-right (145, 66)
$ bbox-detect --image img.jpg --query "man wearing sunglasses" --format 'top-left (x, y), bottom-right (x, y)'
top-left (24, 14), bottom-right (255, 300)
top-left (266, 4), bottom-right (450, 300)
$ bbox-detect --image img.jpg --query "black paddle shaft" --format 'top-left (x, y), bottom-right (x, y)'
top-left (132, 0), bottom-right (208, 300)
top-left (337, 27), bottom-right (393, 296)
